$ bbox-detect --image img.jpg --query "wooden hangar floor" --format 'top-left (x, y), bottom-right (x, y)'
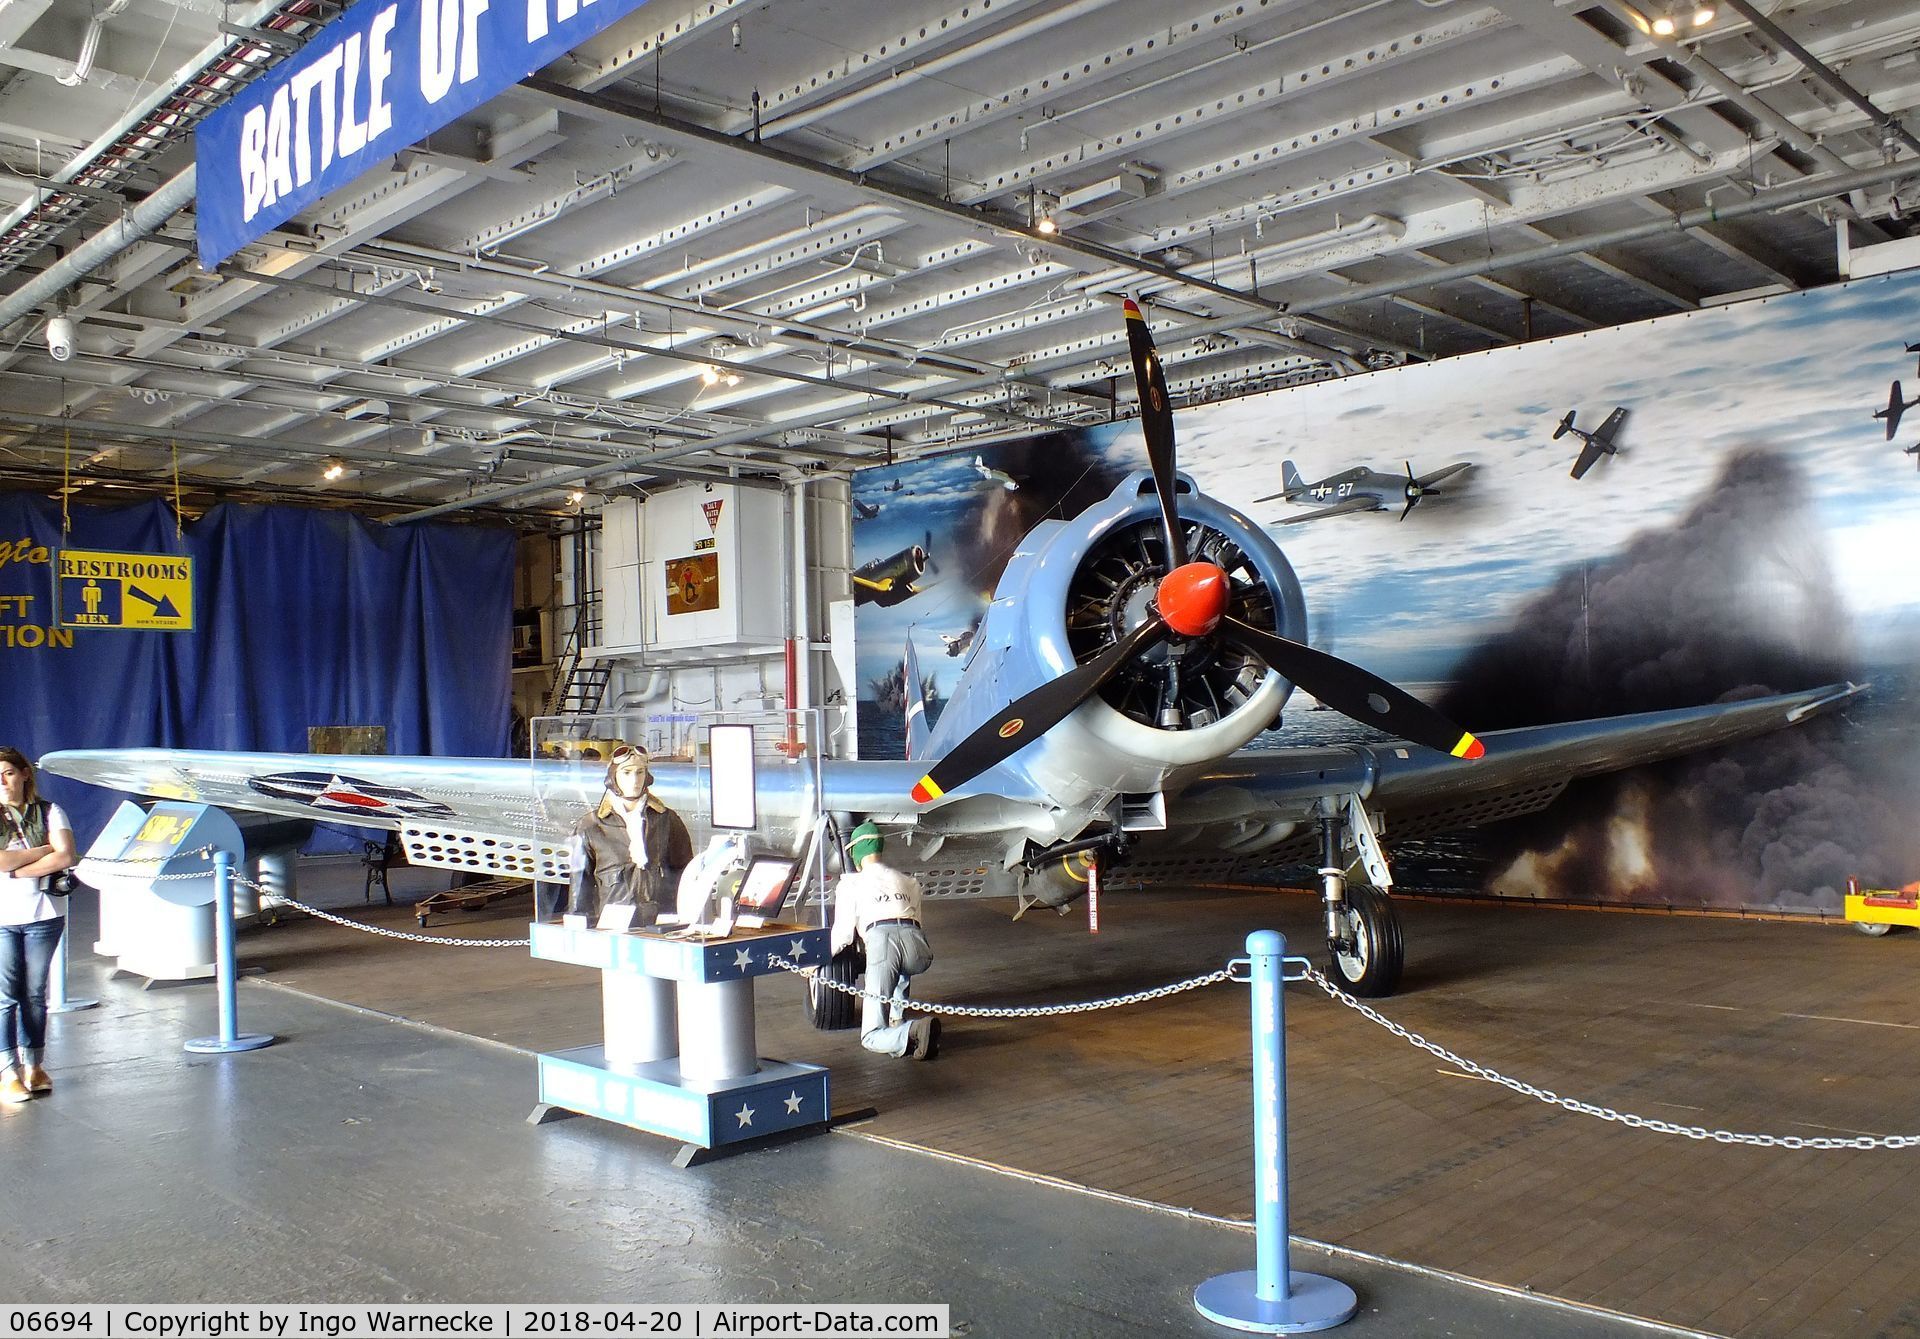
top-left (238, 865), bottom-right (1920, 1339)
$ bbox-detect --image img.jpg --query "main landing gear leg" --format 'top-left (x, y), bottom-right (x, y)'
top-left (1316, 797), bottom-right (1404, 998)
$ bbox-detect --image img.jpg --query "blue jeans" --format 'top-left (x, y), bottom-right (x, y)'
top-left (0, 916), bottom-right (65, 1067)
top-left (859, 922), bottom-right (933, 1057)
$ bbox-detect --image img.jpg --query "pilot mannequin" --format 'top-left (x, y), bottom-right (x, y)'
top-left (566, 744), bottom-right (692, 927)
top-left (830, 821), bottom-right (938, 1060)
top-left (676, 832), bottom-right (752, 926)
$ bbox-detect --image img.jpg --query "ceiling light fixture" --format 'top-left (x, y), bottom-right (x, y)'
top-left (1628, 1), bottom-right (1716, 36)
top-left (567, 489), bottom-right (586, 506)
top-left (322, 458), bottom-right (347, 481)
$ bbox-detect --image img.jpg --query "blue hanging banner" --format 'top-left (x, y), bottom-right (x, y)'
top-left (195, 0), bottom-right (661, 269)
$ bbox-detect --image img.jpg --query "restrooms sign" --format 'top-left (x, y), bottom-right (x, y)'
top-left (195, 0), bottom-right (658, 268)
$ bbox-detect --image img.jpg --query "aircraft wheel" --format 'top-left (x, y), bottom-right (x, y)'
top-left (806, 944), bottom-right (864, 1031)
top-left (1853, 920), bottom-right (1896, 938)
top-left (1326, 883), bottom-right (1404, 998)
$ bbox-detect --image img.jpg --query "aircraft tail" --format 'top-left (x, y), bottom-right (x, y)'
top-left (903, 638), bottom-right (932, 760)
top-left (1281, 459), bottom-right (1305, 497)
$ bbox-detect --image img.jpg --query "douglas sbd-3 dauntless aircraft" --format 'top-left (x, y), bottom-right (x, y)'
top-left (44, 301), bottom-right (1861, 1002)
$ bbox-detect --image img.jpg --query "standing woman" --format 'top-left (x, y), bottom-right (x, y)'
top-left (0, 748), bottom-right (77, 1104)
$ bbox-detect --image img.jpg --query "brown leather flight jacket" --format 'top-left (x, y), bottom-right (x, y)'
top-left (565, 794), bottom-right (693, 924)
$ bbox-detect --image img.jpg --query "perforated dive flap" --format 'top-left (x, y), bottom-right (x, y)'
top-left (400, 823), bottom-right (570, 881)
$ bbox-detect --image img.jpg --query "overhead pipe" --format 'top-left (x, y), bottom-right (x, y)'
top-left (0, 406), bottom-right (471, 479)
top-left (757, 0), bottom-right (1120, 138)
top-left (1716, 0), bottom-right (1920, 160)
top-left (396, 152), bottom-right (1920, 523)
top-left (0, 0), bottom-right (293, 242)
top-left (0, 165), bottom-right (196, 340)
top-left (55, 0), bottom-right (132, 86)
top-left (1287, 155), bottom-right (1920, 315)
top-left (499, 444), bottom-right (786, 490)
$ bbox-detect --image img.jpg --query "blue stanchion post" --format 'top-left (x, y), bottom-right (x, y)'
top-left (185, 851), bottom-right (275, 1055)
top-left (1195, 930), bottom-right (1357, 1334)
top-left (48, 914), bottom-right (99, 1013)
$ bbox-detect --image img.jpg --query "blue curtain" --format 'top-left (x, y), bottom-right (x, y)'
top-left (0, 493), bottom-right (515, 845)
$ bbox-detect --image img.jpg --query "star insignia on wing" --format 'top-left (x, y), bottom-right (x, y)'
top-left (735, 1103), bottom-right (755, 1128)
top-left (783, 1092), bottom-right (803, 1115)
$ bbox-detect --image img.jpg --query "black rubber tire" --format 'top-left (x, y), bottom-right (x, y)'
top-left (806, 944), bottom-right (864, 1031)
top-left (1326, 883), bottom-right (1404, 998)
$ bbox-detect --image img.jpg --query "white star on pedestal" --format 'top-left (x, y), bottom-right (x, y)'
top-left (783, 1091), bottom-right (803, 1115)
top-left (733, 947), bottom-right (754, 970)
top-left (735, 1103), bottom-right (755, 1128)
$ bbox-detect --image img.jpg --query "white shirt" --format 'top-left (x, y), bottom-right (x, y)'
top-left (613, 796), bottom-right (649, 868)
top-left (2, 800), bottom-right (70, 926)
top-left (831, 862), bottom-right (925, 956)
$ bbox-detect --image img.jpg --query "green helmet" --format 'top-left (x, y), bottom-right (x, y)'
top-left (848, 820), bottom-right (883, 865)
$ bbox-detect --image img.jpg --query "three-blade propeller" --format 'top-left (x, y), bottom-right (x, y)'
top-left (909, 300), bottom-right (1483, 804)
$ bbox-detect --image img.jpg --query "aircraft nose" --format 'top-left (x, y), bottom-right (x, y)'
top-left (1157, 562), bottom-right (1230, 637)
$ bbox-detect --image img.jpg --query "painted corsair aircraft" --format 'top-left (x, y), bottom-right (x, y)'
top-left (852, 497), bottom-right (881, 520)
top-left (1554, 406), bottom-right (1628, 480)
top-left (1874, 380), bottom-right (1918, 441)
top-left (1256, 458), bottom-right (1472, 523)
top-left (42, 301), bottom-right (1862, 1005)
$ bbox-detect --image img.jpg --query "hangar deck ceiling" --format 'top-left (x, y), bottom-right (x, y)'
top-left (0, 0), bottom-right (1915, 518)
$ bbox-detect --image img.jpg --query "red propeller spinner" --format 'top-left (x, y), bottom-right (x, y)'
top-left (1157, 561), bottom-right (1230, 637)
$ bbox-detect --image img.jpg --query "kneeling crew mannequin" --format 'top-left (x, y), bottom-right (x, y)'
top-left (567, 744), bottom-right (692, 928)
top-left (831, 821), bottom-right (938, 1060)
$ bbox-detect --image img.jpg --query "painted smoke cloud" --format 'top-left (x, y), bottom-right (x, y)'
top-left (1438, 449), bottom-right (1919, 908)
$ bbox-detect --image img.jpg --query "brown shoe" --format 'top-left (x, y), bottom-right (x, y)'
top-left (0, 1073), bottom-right (28, 1104)
top-left (23, 1066), bottom-right (50, 1094)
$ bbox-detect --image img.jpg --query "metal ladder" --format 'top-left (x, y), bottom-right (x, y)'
top-left (544, 611), bottom-right (611, 717)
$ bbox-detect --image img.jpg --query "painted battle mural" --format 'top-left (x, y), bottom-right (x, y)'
top-left (853, 269), bottom-right (1920, 915)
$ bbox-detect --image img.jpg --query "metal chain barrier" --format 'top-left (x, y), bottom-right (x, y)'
top-left (83, 846), bottom-right (216, 874)
top-left (1304, 965), bottom-right (1920, 1151)
top-left (231, 873), bottom-right (530, 948)
top-left (765, 951), bottom-right (1233, 1017)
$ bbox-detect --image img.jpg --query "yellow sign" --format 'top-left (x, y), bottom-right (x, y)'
top-left (56, 547), bottom-right (194, 631)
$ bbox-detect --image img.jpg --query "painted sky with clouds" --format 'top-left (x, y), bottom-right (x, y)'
top-left (856, 270), bottom-right (1920, 695)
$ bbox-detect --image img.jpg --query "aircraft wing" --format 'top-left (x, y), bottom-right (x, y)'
top-left (1569, 439), bottom-right (1606, 480)
top-left (1413, 461), bottom-right (1472, 489)
top-left (1171, 682), bottom-right (1864, 856)
top-left (38, 747), bottom-right (942, 852)
top-left (852, 572), bottom-right (894, 593)
top-left (38, 749), bottom-right (591, 844)
top-left (1595, 407), bottom-right (1628, 442)
top-left (1277, 496), bottom-right (1378, 524)
top-left (41, 683), bottom-right (1861, 890)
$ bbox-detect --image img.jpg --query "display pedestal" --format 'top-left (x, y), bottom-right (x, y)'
top-left (527, 920), bottom-right (831, 1160)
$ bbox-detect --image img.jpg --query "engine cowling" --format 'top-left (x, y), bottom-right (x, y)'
top-left (1011, 472), bottom-right (1307, 804)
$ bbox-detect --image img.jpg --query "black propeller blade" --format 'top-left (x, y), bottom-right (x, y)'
top-left (1215, 616), bottom-right (1484, 758)
top-left (911, 615), bottom-right (1172, 802)
top-left (1123, 299), bottom-right (1187, 569)
top-left (1401, 461), bottom-right (1418, 521)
